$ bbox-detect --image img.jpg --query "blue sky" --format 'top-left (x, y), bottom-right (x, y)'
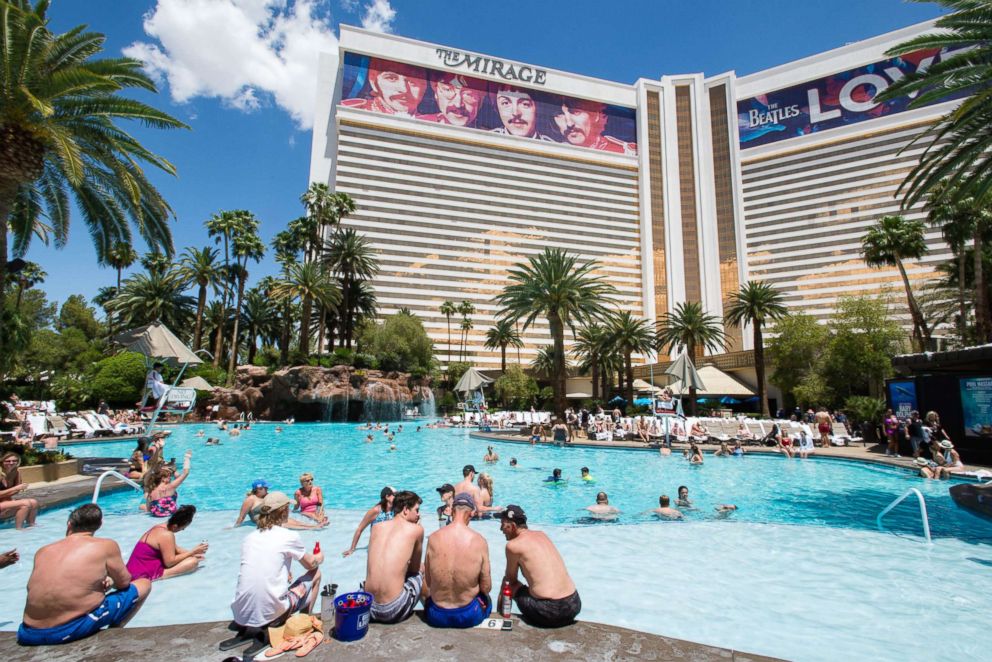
top-left (31, 0), bottom-right (947, 307)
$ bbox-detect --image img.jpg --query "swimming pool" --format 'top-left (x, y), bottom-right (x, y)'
top-left (2, 423), bottom-right (990, 661)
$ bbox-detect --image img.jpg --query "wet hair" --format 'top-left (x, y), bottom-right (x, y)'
top-left (678, 485), bottom-right (688, 496)
top-left (392, 490), bottom-right (422, 513)
top-left (659, 495), bottom-right (671, 507)
top-left (379, 486), bottom-right (395, 511)
top-left (68, 503), bottom-right (103, 533)
top-left (478, 473), bottom-right (494, 497)
top-left (552, 468), bottom-right (562, 478)
top-left (581, 467), bottom-right (589, 474)
top-left (509, 458), bottom-right (517, 466)
top-left (596, 492), bottom-right (608, 504)
top-left (256, 503), bottom-right (289, 531)
top-left (168, 504), bottom-right (196, 530)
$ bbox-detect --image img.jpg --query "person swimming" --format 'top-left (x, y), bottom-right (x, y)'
top-left (509, 458), bottom-right (517, 467)
top-left (580, 467), bottom-right (594, 482)
top-left (544, 468), bottom-right (565, 484)
top-left (676, 485), bottom-right (694, 509)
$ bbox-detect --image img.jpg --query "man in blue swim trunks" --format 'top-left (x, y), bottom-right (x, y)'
top-left (423, 492), bottom-right (492, 628)
top-left (18, 504), bottom-right (151, 645)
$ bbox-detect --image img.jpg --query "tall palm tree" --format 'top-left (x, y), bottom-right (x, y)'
top-left (241, 287), bottom-right (280, 364)
top-left (140, 251), bottom-right (172, 278)
top-left (440, 300), bottom-right (456, 366)
top-left (108, 269), bottom-right (196, 333)
top-left (457, 300), bottom-right (476, 363)
top-left (607, 311), bottom-right (655, 405)
top-left (0, 0), bottom-right (186, 294)
top-left (102, 242), bottom-right (137, 336)
top-left (572, 323), bottom-right (607, 401)
top-left (724, 281), bottom-right (788, 417)
top-left (323, 227), bottom-right (379, 350)
top-left (271, 261), bottom-right (341, 358)
top-left (484, 318), bottom-right (523, 372)
top-left (301, 184), bottom-right (356, 258)
top-left (495, 247), bottom-right (618, 417)
top-left (656, 301), bottom-right (726, 416)
top-left (178, 246), bottom-right (220, 351)
top-left (13, 260), bottom-right (44, 310)
top-left (206, 210), bottom-right (249, 366)
top-left (202, 299), bottom-right (233, 363)
top-left (860, 215), bottom-right (931, 351)
top-left (875, 2), bottom-right (992, 209)
top-left (272, 227), bottom-right (307, 365)
top-left (226, 216), bottom-right (265, 381)
top-left (530, 345), bottom-right (558, 379)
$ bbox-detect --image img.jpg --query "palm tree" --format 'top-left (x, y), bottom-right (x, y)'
top-left (607, 311), bottom-right (655, 405)
top-left (440, 300), bottom-right (456, 366)
top-left (226, 216), bottom-right (265, 381)
top-left (301, 184), bottom-right (356, 257)
top-left (457, 300), bottom-right (476, 363)
top-left (656, 301), bottom-right (726, 416)
top-left (860, 215), bottom-right (931, 351)
top-left (875, 3), bottom-right (992, 209)
top-left (323, 227), bottom-right (379, 350)
top-left (272, 227), bottom-right (307, 365)
top-left (202, 300), bottom-right (233, 363)
top-left (530, 345), bottom-right (558, 379)
top-left (102, 242), bottom-right (137, 336)
top-left (108, 269), bottom-right (196, 332)
top-left (724, 281), bottom-right (788, 417)
top-left (140, 251), bottom-right (172, 278)
top-left (13, 261), bottom-right (44, 310)
top-left (484, 318), bottom-right (523, 372)
top-left (241, 286), bottom-right (280, 364)
top-left (0, 1), bottom-right (186, 294)
top-left (206, 210), bottom-right (249, 366)
top-left (178, 247), bottom-right (220, 351)
top-left (495, 247), bottom-right (618, 417)
top-left (271, 262), bottom-right (341, 358)
top-left (572, 323), bottom-right (607, 401)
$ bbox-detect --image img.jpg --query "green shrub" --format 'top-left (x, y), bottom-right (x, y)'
top-left (332, 347), bottom-right (355, 366)
top-left (357, 313), bottom-right (435, 374)
top-left (87, 352), bottom-right (147, 406)
top-left (354, 352), bottom-right (378, 369)
top-left (0, 444), bottom-right (73, 465)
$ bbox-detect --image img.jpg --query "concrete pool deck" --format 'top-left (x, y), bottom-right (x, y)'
top-left (0, 614), bottom-right (783, 662)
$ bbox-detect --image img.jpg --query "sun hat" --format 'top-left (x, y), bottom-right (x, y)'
top-left (267, 612), bottom-right (322, 650)
top-left (915, 457), bottom-right (930, 466)
top-left (939, 440), bottom-right (954, 450)
top-left (261, 491), bottom-right (291, 511)
top-left (452, 492), bottom-right (476, 510)
top-left (251, 479), bottom-right (270, 491)
top-left (499, 504), bottom-right (527, 525)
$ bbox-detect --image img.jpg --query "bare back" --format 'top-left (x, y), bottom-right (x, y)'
top-left (24, 534), bottom-right (130, 628)
top-left (365, 517), bottom-right (423, 604)
top-left (425, 522), bottom-right (490, 608)
top-left (453, 478), bottom-right (483, 507)
top-left (505, 529), bottom-right (574, 600)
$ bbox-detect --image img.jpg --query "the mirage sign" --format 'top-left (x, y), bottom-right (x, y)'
top-left (737, 47), bottom-right (969, 148)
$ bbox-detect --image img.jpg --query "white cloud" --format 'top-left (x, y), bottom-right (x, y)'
top-left (339, 0), bottom-right (359, 11)
top-left (124, 0), bottom-right (396, 129)
top-left (361, 0), bottom-right (395, 33)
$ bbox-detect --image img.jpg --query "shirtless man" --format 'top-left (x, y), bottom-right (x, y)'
top-left (500, 505), bottom-right (581, 628)
top-left (814, 408), bottom-right (833, 447)
top-left (423, 493), bottom-right (492, 628)
top-left (454, 465), bottom-right (484, 513)
top-left (584, 492), bottom-right (619, 521)
top-left (483, 446), bottom-right (499, 463)
top-left (18, 504), bottom-right (151, 645)
top-left (365, 491), bottom-right (425, 624)
top-left (652, 495), bottom-right (683, 520)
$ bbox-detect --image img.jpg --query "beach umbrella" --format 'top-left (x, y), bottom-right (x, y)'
top-left (453, 367), bottom-right (493, 393)
top-left (180, 376), bottom-right (215, 391)
top-left (565, 392), bottom-right (591, 399)
top-left (720, 396), bottom-right (742, 405)
top-left (664, 349), bottom-right (705, 395)
top-left (113, 322), bottom-right (202, 367)
top-left (608, 396), bottom-right (626, 406)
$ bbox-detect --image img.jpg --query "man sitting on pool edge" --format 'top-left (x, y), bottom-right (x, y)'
top-left (499, 505), bottom-right (581, 628)
top-left (18, 504), bottom-right (151, 645)
top-left (364, 490), bottom-right (425, 624)
top-left (423, 492), bottom-right (492, 628)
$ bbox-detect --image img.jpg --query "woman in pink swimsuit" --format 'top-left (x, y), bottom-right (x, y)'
top-left (294, 472), bottom-right (328, 525)
top-left (126, 505), bottom-right (208, 581)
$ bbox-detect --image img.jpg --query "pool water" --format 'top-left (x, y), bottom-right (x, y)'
top-left (0, 423), bottom-right (989, 661)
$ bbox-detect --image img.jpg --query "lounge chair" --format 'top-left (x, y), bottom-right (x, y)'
top-left (744, 421), bottom-right (766, 445)
top-left (65, 415), bottom-right (96, 439)
top-left (829, 422), bottom-right (862, 446)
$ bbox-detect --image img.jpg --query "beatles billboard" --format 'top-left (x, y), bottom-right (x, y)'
top-left (340, 52), bottom-right (638, 155)
top-left (737, 47), bottom-right (969, 149)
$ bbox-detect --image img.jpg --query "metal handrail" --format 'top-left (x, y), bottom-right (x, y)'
top-left (876, 488), bottom-right (932, 543)
top-left (92, 470), bottom-right (143, 504)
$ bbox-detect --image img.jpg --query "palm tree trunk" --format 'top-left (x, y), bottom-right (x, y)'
top-left (317, 306), bottom-right (326, 359)
top-left (624, 351), bottom-right (634, 405)
top-left (591, 362), bottom-right (599, 401)
top-left (214, 237), bottom-right (230, 368)
top-left (975, 230), bottom-right (990, 342)
top-left (601, 365), bottom-right (610, 403)
top-left (687, 340), bottom-right (697, 416)
top-left (895, 259), bottom-right (929, 351)
top-left (754, 323), bottom-right (770, 418)
top-left (342, 276), bottom-right (352, 350)
top-left (280, 301), bottom-right (291, 365)
top-left (247, 325), bottom-right (258, 364)
top-left (300, 294), bottom-right (313, 357)
top-left (227, 274), bottom-right (246, 383)
top-left (446, 315), bottom-right (452, 367)
top-left (0, 184), bottom-right (14, 296)
top-left (193, 284), bottom-right (207, 350)
top-left (213, 306), bottom-right (226, 370)
top-left (549, 314), bottom-right (566, 418)
top-left (500, 345), bottom-right (507, 372)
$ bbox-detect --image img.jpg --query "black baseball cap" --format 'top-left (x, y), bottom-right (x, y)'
top-left (499, 504), bottom-right (527, 525)
top-left (436, 483), bottom-right (455, 495)
top-left (463, 464), bottom-right (476, 476)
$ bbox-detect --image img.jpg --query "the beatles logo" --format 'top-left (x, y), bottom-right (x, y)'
top-left (435, 48), bottom-right (547, 86)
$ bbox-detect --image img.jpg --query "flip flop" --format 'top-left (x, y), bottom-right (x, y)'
top-left (295, 631), bottom-right (323, 657)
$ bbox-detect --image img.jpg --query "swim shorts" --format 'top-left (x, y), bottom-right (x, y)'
top-left (425, 593), bottom-right (491, 628)
top-left (369, 574), bottom-right (422, 624)
top-left (17, 584), bottom-right (141, 645)
top-left (514, 587), bottom-right (581, 628)
top-left (285, 569), bottom-right (319, 614)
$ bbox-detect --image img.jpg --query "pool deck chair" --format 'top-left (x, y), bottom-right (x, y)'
top-left (830, 422), bottom-right (863, 447)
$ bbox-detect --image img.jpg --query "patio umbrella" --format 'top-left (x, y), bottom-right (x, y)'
top-left (608, 396), bottom-right (627, 406)
top-left (565, 392), bottom-right (591, 399)
top-left (113, 322), bottom-right (202, 367)
top-left (720, 396), bottom-right (742, 405)
top-left (453, 367), bottom-right (492, 393)
top-left (180, 376), bottom-right (215, 391)
top-left (664, 349), bottom-right (705, 395)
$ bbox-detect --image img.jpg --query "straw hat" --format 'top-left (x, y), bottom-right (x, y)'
top-left (939, 440), bottom-right (954, 450)
top-left (267, 613), bottom-right (322, 648)
top-left (915, 457), bottom-right (929, 467)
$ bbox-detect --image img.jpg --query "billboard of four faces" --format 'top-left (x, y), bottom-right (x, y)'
top-left (340, 52), bottom-right (638, 155)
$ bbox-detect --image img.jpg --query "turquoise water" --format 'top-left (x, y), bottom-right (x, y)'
top-left (62, 423), bottom-right (991, 543)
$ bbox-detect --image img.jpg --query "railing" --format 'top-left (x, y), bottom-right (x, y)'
top-left (92, 470), bottom-right (143, 504)
top-left (876, 488), bottom-right (932, 543)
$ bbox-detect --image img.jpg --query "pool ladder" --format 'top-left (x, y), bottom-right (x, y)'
top-left (876, 488), bottom-right (932, 544)
top-left (91, 470), bottom-right (143, 504)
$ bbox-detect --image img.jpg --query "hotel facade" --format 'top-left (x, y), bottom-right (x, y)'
top-left (309, 20), bottom-right (962, 383)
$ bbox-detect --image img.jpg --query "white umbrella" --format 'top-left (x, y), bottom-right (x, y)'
top-left (180, 376), bottom-right (214, 391)
top-left (114, 323), bottom-right (202, 367)
top-left (566, 392), bottom-right (591, 399)
top-left (664, 350), bottom-right (705, 394)
top-left (453, 367), bottom-right (493, 393)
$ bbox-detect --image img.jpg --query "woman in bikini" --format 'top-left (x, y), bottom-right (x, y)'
top-left (294, 472), bottom-right (329, 525)
top-left (475, 473), bottom-right (502, 516)
top-left (0, 452), bottom-right (38, 529)
top-left (342, 486), bottom-right (395, 556)
top-left (126, 505), bottom-right (208, 581)
top-left (145, 451), bottom-right (191, 517)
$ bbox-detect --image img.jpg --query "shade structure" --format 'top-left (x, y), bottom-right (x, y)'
top-left (180, 376), bottom-right (214, 391)
top-left (453, 367), bottom-right (493, 393)
top-left (720, 396), bottom-right (742, 405)
top-left (114, 323), bottom-right (202, 366)
top-left (608, 395), bottom-right (626, 405)
top-left (664, 350), bottom-right (705, 394)
top-left (668, 365), bottom-right (754, 397)
top-left (566, 392), bottom-right (591, 399)
top-left (631, 378), bottom-right (664, 393)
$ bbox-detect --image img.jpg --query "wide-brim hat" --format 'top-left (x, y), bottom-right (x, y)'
top-left (939, 440), bottom-right (954, 450)
top-left (267, 613), bottom-right (321, 648)
top-left (915, 457), bottom-right (929, 467)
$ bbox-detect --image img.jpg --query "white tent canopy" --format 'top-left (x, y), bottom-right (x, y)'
top-left (180, 376), bottom-right (214, 391)
top-left (114, 323), bottom-right (202, 367)
top-left (631, 378), bottom-right (664, 393)
top-left (667, 365), bottom-right (754, 397)
top-left (453, 367), bottom-right (493, 393)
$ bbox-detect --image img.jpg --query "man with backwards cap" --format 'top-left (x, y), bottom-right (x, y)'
top-left (423, 492), bottom-right (492, 628)
top-left (499, 505), bottom-right (581, 628)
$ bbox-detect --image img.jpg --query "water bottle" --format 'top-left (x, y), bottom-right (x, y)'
top-left (500, 580), bottom-right (512, 618)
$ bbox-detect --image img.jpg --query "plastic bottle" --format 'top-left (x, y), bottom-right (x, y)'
top-left (313, 541), bottom-right (321, 555)
top-left (500, 580), bottom-right (512, 618)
